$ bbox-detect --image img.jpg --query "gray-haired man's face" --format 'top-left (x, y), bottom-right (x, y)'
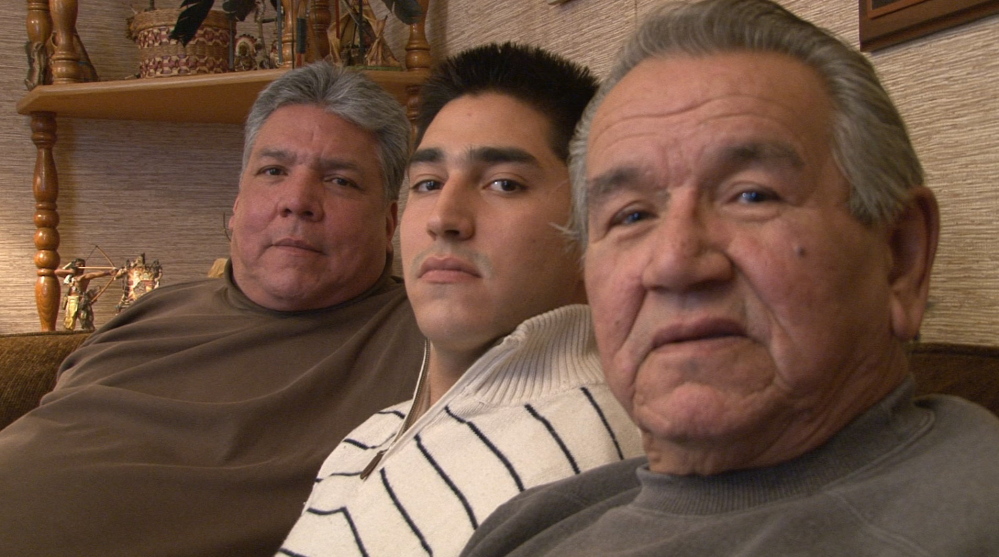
top-left (230, 104), bottom-right (396, 311)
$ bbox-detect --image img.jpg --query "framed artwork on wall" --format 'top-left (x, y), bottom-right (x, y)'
top-left (860, 0), bottom-right (999, 51)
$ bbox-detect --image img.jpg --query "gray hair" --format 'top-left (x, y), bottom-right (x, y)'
top-left (569, 0), bottom-right (924, 246)
top-left (243, 62), bottom-right (411, 203)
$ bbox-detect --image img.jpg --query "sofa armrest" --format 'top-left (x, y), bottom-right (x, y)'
top-left (0, 331), bottom-right (91, 429)
top-left (910, 342), bottom-right (999, 416)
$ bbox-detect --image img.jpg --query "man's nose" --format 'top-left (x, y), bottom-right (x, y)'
top-left (426, 180), bottom-right (475, 240)
top-left (641, 200), bottom-right (732, 292)
top-left (279, 172), bottom-right (324, 221)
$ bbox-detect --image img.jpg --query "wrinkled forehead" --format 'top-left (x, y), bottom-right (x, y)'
top-left (586, 52), bottom-right (832, 183)
top-left (596, 53), bottom-right (825, 130)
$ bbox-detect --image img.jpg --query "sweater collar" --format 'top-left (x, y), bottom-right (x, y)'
top-left (379, 305), bottom-right (604, 465)
top-left (451, 304), bottom-right (604, 405)
top-left (395, 304), bottom-right (602, 413)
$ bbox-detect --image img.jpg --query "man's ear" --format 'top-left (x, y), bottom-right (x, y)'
top-left (229, 196), bottom-right (241, 230)
top-left (887, 186), bottom-right (940, 341)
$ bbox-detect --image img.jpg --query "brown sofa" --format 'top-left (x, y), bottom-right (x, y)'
top-left (1, 333), bottom-right (998, 430)
top-left (1, 331), bottom-right (91, 429)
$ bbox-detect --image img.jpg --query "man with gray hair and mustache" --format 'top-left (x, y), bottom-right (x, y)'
top-left (0, 62), bottom-right (424, 557)
top-left (460, 1), bottom-right (999, 555)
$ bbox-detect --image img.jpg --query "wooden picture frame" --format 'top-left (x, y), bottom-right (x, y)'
top-left (860, 0), bottom-right (999, 51)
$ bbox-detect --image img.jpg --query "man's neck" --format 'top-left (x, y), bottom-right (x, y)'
top-left (408, 336), bottom-right (509, 422)
top-left (425, 345), bottom-right (481, 408)
top-left (406, 355), bottom-right (468, 424)
top-left (401, 342), bottom-right (490, 437)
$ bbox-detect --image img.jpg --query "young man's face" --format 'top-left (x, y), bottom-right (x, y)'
top-left (402, 93), bottom-right (584, 359)
top-left (230, 104), bottom-right (397, 311)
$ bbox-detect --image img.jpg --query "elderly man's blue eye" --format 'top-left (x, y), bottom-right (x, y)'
top-left (740, 191), bottom-right (773, 203)
top-left (620, 211), bottom-right (648, 225)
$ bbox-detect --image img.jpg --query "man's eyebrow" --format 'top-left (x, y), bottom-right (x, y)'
top-left (255, 147), bottom-right (363, 173)
top-left (410, 147), bottom-right (443, 165)
top-left (717, 141), bottom-right (804, 170)
top-left (315, 157), bottom-right (364, 173)
top-left (467, 146), bottom-right (539, 166)
top-left (254, 147), bottom-right (294, 162)
top-left (586, 141), bottom-right (801, 200)
top-left (587, 166), bottom-right (643, 205)
top-left (410, 145), bottom-right (541, 168)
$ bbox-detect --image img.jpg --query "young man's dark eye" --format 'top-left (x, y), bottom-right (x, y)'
top-left (487, 179), bottom-right (524, 193)
top-left (411, 180), bottom-right (443, 193)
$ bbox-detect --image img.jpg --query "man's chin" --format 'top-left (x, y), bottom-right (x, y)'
top-left (632, 383), bottom-right (772, 444)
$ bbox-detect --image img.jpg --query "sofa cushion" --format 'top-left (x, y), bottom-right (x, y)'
top-left (0, 331), bottom-right (90, 429)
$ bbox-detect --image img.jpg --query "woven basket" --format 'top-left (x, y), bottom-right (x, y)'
top-left (130, 8), bottom-right (231, 78)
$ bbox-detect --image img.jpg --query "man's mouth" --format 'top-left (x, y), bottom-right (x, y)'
top-left (272, 238), bottom-right (322, 253)
top-left (418, 255), bottom-right (481, 281)
top-left (651, 318), bottom-right (745, 348)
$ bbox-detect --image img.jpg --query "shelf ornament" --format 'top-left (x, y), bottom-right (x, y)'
top-left (166, 0), bottom-right (422, 69)
top-left (128, 2), bottom-right (232, 77)
top-left (54, 248), bottom-right (163, 331)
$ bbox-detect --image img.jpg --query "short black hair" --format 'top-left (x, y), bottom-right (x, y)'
top-left (414, 42), bottom-right (598, 161)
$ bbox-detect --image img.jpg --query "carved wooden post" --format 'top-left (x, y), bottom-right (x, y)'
top-left (309, 0), bottom-right (331, 62)
top-left (26, 0), bottom-right (52, 44)
top-left (26, 0), bottom-right (52, 86)
top-left (27, 2), bottom-right (60, 329)
top-left (405, 0), bottom-right (431, 72)
top-left (31, 112), bottom-right (61, 331)
top-left (279, 0), bottom-right (297, 68)
top-left (50, 0), bottom-right (82, 84)
top-left (404, 0), bottom-right (431, 123)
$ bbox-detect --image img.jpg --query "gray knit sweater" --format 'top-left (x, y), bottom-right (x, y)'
top-left (462, 380), bottom-right (999, 556)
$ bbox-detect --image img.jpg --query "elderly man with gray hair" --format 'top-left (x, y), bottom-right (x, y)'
top-left (460, 1), bottom-right (999, 555)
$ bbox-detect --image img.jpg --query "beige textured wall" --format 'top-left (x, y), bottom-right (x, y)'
top-left (2, 1), bottom-right (997, 343)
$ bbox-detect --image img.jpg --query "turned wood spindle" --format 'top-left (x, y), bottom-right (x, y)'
top-left (26, 0), bottom-right (52, 44)
top-left (403, 0), bottom-right (431, 124)
top-left (50, 0), bottom-right (83, 84)
top-left (309, 0), bottom-right (331, 62)
top-left (30, 112), bottom-right (61, 331)
top-left (279, 0), bottom-right (301, 68)
top-left (405, 0), bottom-right (432, 73)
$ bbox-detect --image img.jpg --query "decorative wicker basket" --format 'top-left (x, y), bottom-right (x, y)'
top-left (129, 8), bottom-right (231, 78)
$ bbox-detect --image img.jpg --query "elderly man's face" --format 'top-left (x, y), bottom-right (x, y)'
top-left (403, 93), bottom-right (584, 360)
top-left (584, 53), bottom-right (909, 473)
top-left (230, 104), bottom-right (396, 311)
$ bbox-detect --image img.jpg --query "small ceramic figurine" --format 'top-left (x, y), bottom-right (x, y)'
top-left (54, 258), bottom-right (120, 331)
top-left (54, 251), bottom-right (163, 331)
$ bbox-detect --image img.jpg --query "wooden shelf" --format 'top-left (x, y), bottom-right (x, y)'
top-left (17, 68), bottom-right (428, 125)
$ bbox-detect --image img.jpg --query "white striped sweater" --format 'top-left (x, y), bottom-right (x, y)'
top-left (277, 305), bottom-right (643, 557)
